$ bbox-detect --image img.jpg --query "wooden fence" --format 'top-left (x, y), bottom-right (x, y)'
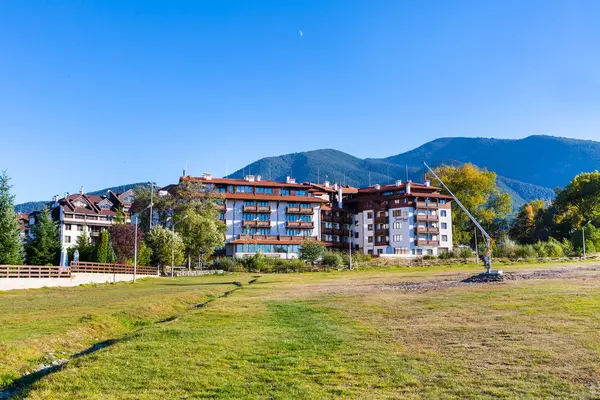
top-left (71, 261), bottom-right (159, 276)
top-left (0, 265), bottom-right (72, 278)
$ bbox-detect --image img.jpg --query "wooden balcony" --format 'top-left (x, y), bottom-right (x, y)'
top-left (322, 227), bottom-right (334, 234)
top-left (415, 239), bottom-right (440, 246)
top-left (375, 228), bottom-right (388, 237)
top-left (415, 201), bottom-right (439, 209)
top-left (375, 216), bottom-right (388, 224)
top-left (242, 220), bottom-right (271, 228)
top-left (333, 215), bottom-right (353, 223)
top-left (257, 206), bottom-right (271, 213)
top-left (217, 203), bottom-right (226, 212)
top-left (415, 214), bottom-right (439, 222)
top-left (243, 205), bottom-right (257, 212)
top-left (415, 226), bottom-right (440, 234)
top-left (287, 206), bottom-right (313, 214)
top-left (286, 221), bottom-right (314, 229)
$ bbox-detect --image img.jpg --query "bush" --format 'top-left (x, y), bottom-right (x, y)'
top-left (456, 247), bottom-right (474, 260)
top-left (239, 253), bottom-right (268, 272)
top-left (216, 257), bottom-right (242, 272)
top-left (322, 251), bottom-right (342, 267)
top-left (493, 236), bottom-right (518, 258)
top-left (515, 244), bottom-right (538, 259)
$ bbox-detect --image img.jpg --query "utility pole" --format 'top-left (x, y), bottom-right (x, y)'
top-left (149, 182), bottom-right (154, 230)
top-left (474, 226), bottom-right (479, 261)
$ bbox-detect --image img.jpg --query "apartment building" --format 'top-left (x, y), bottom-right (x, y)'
top-left (28, 188), bottom-right (135, 249)
top-left (179, 174), bottom-right (453, 258)
top-left (344, 180), bottom-right (453, 256)
top-left (179, 174), bottom-right (326, 258)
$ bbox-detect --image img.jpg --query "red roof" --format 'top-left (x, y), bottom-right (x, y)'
top-left (181, 176), bottom-right (314, 189)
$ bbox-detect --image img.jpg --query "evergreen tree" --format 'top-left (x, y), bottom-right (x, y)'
top-left (0, 171), bottom-right (24, 265)
top-left (26, 208), bottom-right (61, 266)
top-left (72, 228), bottom-right (94, 261)
top-left (95, 230), bottom-right (110, 263)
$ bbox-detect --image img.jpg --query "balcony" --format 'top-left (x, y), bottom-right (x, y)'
top-left (242, 220), bottom-right (271, 228)
top-left (333, 215), bottom-right (353, 223)
top-left (415, 239), bottom-right (440, 246)
top-left (415, 226), bottom-right (440, 234)
top-left (375, 228), bottom-right (388, 237)
top-left (322, 227), bottom-right (334, 234)
top-left (415, 201), bottom-right (439, 209)
top-left (217, 204), bottom-right (226, 212)
top-left (286, 221), bottom-right (314, 229)
top-left (257, 206), bottom-right (271, 213)
top-left (375, 215), bottom-right (388, 224)
top-left (415, 214), bottom-right (439, 222)
top-left (287, 206), bottom-right (313, 215)
top-left (243, 205), bottom-right (257, 212)
top-left (237, 234), bottom-right (279, 241)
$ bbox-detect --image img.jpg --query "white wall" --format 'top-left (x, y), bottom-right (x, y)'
top-left (0, 273), bottom-right (159, 291)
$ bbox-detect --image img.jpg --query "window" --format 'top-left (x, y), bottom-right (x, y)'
top-left (217, 187), bottom-right (226, 193)
top-left (243, 200), bottom-right (255, 206)
top-left (367, 224), bottom-right (373, 231)
top-left (301, 203), bottom-right (311, 208)
top-left (256, 187), bottom-right (273, 194)
top-left (354, 232), bottom-right (359, 238)
top-left (256, 228), bottom-right (270, 235)
top-left (383, 191), bottom-right (393, 196)
top-left (295, 190), bottom-right (307, 196)
top-left (77, 225), bottom-right (83, 231)
top-left (441, 210), bottom-right (447, 217)
top-left (281, 189), bottom-right (290, 196)
top-left (440, 199), bottom-right (446, 204)
top-left (392, 210), bottom-right (401, 217)
top-left (99, 203), bottom-right (111, 210)
top-left (441, 222), bottom-right (447, 229)
top-left (243, 213), bottom-right (255, 220)
top-left (65, 236), bottom-right (71, 243)
top-left (219, 213), bottom-right (225, 220)
top-left (237, 185), bottom-right (253, 193)
top-left (287, 215), bottom-right (299, 222)
top-left (393, 235), bottom-right (402, 242)
top-left (393, 222), bottom-right (402, 229)
top-left (257, 214), bottom-right (270, 221)
top-left (367, 212), bottom-right (373, 219)
top-left (442, 235), bottom-right (448, 242)
top-left (300, 215), bottom-right (311, 222)
top-left (367, 236), bottom-right (373, 243)
top-left (368, 250), bottom-right (374, 255)
top-left (65, 224), bottom-right (71, 231)
top-left (427, 249), bottom-right (434, 255)
top-left (377, 249), bottom-right (384, 255)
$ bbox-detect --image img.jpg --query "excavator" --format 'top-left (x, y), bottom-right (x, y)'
top-left (422, 162), bottom-right (502, 277)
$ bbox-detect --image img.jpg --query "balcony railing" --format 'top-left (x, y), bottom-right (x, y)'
top-left (415, 201), bottom-right (439, 209)
top-left (286, 221), bottom-right (314, 229)
top-left (415, 226), bottom-right (440, 234)
top-left (257, 206), bottom-right (271, 213)
top-left (217, 204), bottom-right (226, 212)
top-left (237, 234), bottom-right (309, 242)
top-left (243, 205), bottom-right (257, 212)
top-left (415, 214), bottom-right (439, 222)
top-left (242, 220), bottom-right (271, 227)
top-left (415, 239), bottom-right (440, 246)
top-left (287, 207), bottom-right (313, 214)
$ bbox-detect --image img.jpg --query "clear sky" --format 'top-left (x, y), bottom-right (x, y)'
top-left (2, 1), bottom-right (600, 203)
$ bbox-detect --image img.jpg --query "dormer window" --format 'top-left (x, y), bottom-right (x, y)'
top-left (123, 196), bottom-right (135, 202)
top-left (99, 204), bottom-right (112, 210)
top-left (74, 200), bottom-right (87, 209)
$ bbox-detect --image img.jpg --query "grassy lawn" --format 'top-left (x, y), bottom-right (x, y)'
top-left (7, 263), bottom-right (600, 399)
top-left (0, 274), bottom-right (253, 388)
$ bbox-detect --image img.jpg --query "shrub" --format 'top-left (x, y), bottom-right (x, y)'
top-left (216, 257), bottom-right (242, 272)
top-left (322, 251), bottom-right (342, 267)
top-left (456, 247), bottom-right (474, 260)
top-left (239, 253), bottom-right (267, 272)
top-left (515, 244), bottom-right (537, 259)
top-left (493, 236), bottom-right (518, 258)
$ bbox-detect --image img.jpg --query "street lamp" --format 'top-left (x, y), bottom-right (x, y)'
top-left (166, 214), bottom-right (188, 278)
top-left (583, 220), bottom-right (592, 259)
top-left (132, 202), bottom-right (153, 283)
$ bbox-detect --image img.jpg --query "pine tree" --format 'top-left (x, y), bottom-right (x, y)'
top-left (95, 230), bottom-right (110, 263)
top-left (72, 227), bottom-right (94, 261)
top-left (0, 171), bottom-right (24, 265)
top-left (26, 208), bottom-right (61, 266)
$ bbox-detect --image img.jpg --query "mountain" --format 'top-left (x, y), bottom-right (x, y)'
top-left (378, 135), bottom-right (600, 189)
top-left (227, 135), bottom-right (600, 209)
top-left (14, 183), bottom-right (151, 214)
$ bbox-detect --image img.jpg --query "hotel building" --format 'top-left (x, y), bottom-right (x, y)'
top-left (177, 174), bottom-right (453, 258)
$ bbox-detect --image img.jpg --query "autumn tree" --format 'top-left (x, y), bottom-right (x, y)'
top-left (108, 224), bottom-right (143, 264)
top-left (432, 163), bottom-right (512, 245)
top-left (510, 200), bottom-right (548, 244)
top-left (553, 171), bottom-right (600, 230)
top-left (0, 171), bottom-right (24, 265)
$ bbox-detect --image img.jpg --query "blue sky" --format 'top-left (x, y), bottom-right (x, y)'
top-left (2, 1), bottom-right (600, 202)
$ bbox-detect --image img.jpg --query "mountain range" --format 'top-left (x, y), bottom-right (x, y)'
top-left (15, 135), bottom-right (600, 213)
top-left (226, 135), bottom-right (600, 209)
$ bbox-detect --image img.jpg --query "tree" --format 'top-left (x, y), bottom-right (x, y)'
top-left (298, 239), bottom-right (325, 265)
top-left (108, 224), bottom-right (142, 264)
top-left (114, 207), bottom-right (126, 224)
top-left (146, 226), bottom-right (185, 274)
top-left (553, 171), bottom-right (600, 230)
top-left (71, 228), bottom-right (94, 261)
top-left (26, 208), bottom-right (61, 266)
top-left (511, 200), bottom-right (548, 244)
top-left (0, 171), bottom-right (24, 265)
top-left (178, 207), bottom-right (227, 267)
top-left (137, 241), bottom-right (153, 266)
top-left (432, 163), bottom-right (512, 245)
top-left (95, 230), bottom-right (110, 263)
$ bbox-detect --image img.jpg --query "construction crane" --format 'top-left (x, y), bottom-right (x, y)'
top-left (422, 162), bottom-right (500, 276)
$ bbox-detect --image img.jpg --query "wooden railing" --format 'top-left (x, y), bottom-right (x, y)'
top-left (0, 265), bottom-right (71, 278)
top-left (71, 262), bottom-right (159, 276)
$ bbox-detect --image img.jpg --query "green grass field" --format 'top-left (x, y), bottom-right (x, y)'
top-left (4, 264), bottom-right (600, 399)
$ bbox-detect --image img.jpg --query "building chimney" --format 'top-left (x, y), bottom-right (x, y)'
top-left (286, 176), bottom-right (296, 184)
top-left (333, 183), bottom-right (338, 191)
top-left (202, 173), bottom-right (213, 180)
top-left (395, 180), bottom-right (402, 186)
top-left (425, 180), bottom-right (431, 187)
top-left (80, 186), bottom-right (84, 195)
top-left (324, 180), bottom-right (330, 188)
top-left (245, 175), bottom-right (255, 182)
top-left (374, 184), bottom-right (380, 190)
top-left (406, 182), bottom-right (411, 194)
top-left (256, 175), bottom-right (262, 181)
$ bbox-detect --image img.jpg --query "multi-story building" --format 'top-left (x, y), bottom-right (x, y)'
top-left (179, 174), bottom-right (326, 258)
top-left (16, 213), bottom-right (30, 240)
top-left (28, 188), bottom-right (135, 249)
top-left (176, 174), bottom-right (453, 258)
top-left (343, 180), bottom-right (453, 256)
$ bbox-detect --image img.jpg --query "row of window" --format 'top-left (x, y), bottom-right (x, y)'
top-left (286, 215), bottom-right (312, 222)
top-left (235, 244), bottom-right (302, 253)
top-left (218, 186), bottom-right (312, 197)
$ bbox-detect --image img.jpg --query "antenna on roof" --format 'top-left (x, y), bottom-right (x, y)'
top-left (387, 166), bottom-right (390, 185)
top-left (405, 164), bottom-right (409, 182)
top-left (317, 167), bottom-right (320, 184)
top-left (368, 171), bottom-right (371, 187)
